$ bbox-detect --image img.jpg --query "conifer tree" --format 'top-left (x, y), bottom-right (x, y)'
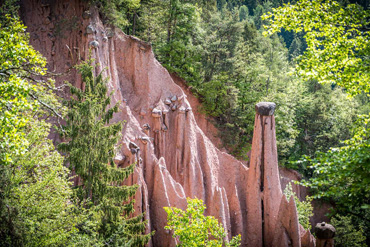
top-left (59, 60), bottom-right (150, 246)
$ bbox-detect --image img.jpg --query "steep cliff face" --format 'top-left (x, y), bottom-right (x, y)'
top-left (20, 1), bottom-right (314, 246)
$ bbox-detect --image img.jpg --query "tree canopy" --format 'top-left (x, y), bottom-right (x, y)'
top-left (0, 15), bottom-right (47, 164)
top-left (263, 0), bottom-right (370, 96)
top-left (164, 198), bottom-right (241, 247)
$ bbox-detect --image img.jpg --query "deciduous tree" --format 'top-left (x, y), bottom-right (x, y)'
top-left (164, 198), bottom-right (241, 247)
top-left (263, 0), bottom-right (370, 96)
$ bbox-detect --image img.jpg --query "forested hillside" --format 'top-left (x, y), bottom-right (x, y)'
top-left (1, 0), bottom-right (369, 246)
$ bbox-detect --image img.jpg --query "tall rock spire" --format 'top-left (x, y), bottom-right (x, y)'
top-left (246, 102), bottom-right (314, 247)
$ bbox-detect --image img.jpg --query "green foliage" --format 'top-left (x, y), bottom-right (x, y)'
top-left (283, 182), bottom-right (313, 230)
top-left (251, 2), bottom-right (273, 30)
top-left (199, 73), bottom-right (238, 118)
top-left (59, 60), bottom-right (150, 246)
top-left (200, 8), bottom-right (242, 85)
top-left (90, 0), bottom-right (141, 30)
top-left (263, 0), bottom-right (370, 96)
top-left (134, 0), bottom-right (168, 42)
top-left (156, 0), bottom-right (203, 84)
top-left (0, 119), bottom-right (84, 247)
top-left (295, 114), bottom-right (370, 242)
top-left (227, 29), bottom-right (301, 158)
top-left (0, 0), bottom-right (19, 22)
top-left (238, 5), bottom-right (248, 21)
top-left (282, 81), bottom-right (358, 165)
top-left (0, 15), bottom-right (83, 246)
top-left (0, 16), bottom-right (47, 164)
top-left (288, 34), bottom-right (304, 61)
top-left (261, 0), bottom-right (370, 189)
top-left (300, 115), bottom-right (370, 211)
top-left (164, 198), bottom-right (241, 247)
top-left (331, 215), bottom-right (367, 247)
top-left (263, 2), bottom-right (370, 244)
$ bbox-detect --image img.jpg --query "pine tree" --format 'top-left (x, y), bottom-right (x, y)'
top-left (59, 60), bottom-right (150, 246)
top-left (238, 5), bottom-right (249, 21)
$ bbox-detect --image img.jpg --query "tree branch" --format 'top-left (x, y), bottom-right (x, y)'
top-left (28, 92), bottom-right (63, 119)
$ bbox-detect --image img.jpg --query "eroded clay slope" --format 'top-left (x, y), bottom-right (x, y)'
top-left (20, 1), bottom-right (314, 246)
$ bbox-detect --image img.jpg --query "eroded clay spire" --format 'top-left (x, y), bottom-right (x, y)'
top-left (247, 102), bottom-right (301, 247)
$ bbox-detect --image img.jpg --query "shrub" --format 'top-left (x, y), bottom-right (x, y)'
top-left (164, 198), bottom-right (241, 247)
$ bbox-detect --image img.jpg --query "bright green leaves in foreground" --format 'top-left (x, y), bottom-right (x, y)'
top-left (0, 16), bottom-right (83, 246)
top-left (0, 16), bottom-right (47, 164)
top-left (0, 119), bottom-right (83, 247)
top-left (263, 0), bottom-right (370, 96)
top-left (164, 198), bottom-right (241, 247)
top-left (300, 115), bottom-right (370, 212)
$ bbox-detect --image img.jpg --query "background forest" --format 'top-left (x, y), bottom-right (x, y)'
top-left (1, 0), bottom-right (369, 246)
